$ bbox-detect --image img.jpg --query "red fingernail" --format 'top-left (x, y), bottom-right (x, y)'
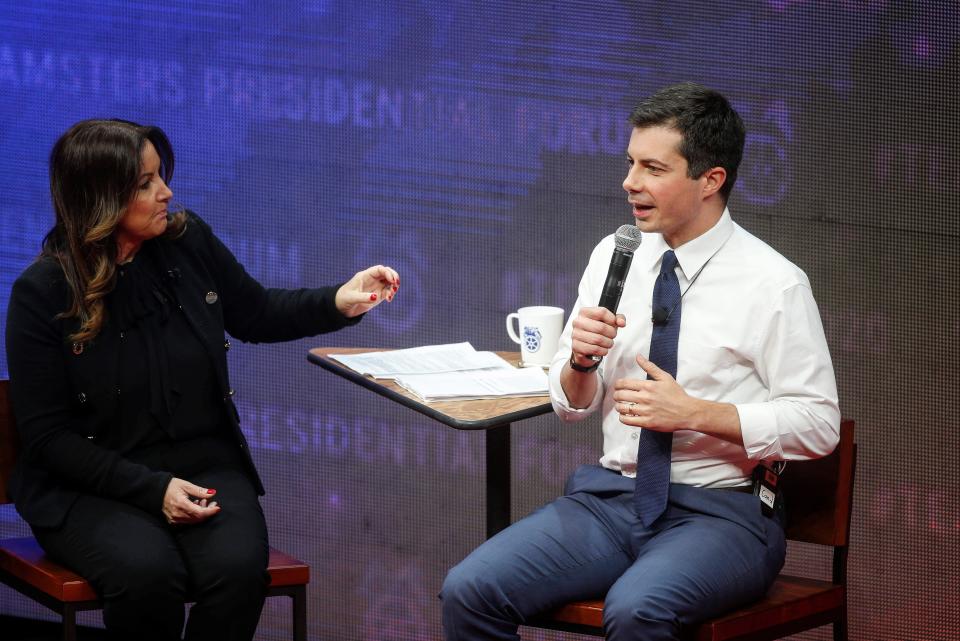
top-left (392, 284), bottom-right (398, 291)
top-left (207, 489), bottom-right (216, 495)
top-left (369, 293), bottom-right (377, 301)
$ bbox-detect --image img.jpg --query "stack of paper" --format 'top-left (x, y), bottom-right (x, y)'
top-left (394, 367), bottom-right (549, 402)
top-left (329, 342), bottom-right (549, 402)
top-left (329, 342), bottom-right (512, 377)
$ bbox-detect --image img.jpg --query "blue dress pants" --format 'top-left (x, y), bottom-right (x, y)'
top-left (441, 465), bottom-right (786, 641)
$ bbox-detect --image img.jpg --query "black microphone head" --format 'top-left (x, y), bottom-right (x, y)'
top-left (614, 224), bottom-right (642, 253)
top-left (652, 306), bottom-right (670, 326)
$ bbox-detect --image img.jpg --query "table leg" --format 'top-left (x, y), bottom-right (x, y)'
top-left (485, 423), bottom-right (511, 539)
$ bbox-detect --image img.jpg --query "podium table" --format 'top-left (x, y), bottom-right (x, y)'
top-left (307, 347), bottom-right (554, 538)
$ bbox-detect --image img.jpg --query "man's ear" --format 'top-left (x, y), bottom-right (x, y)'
top-left (701, 166), bottom-right (727, 199)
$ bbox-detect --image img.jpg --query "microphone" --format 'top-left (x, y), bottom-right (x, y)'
top-left (597, 224), bottom-right (643, 313)
top-left (652, 306), bottom-right (670, 326)
top-left (587, 225), bottom-right (642, 364)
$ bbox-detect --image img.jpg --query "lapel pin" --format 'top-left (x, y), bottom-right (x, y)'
top-left (205, 291), bottom-right (219, 304)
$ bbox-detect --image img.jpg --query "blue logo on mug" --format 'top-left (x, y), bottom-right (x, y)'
top-left (523, 326), bottom-right (542, 353)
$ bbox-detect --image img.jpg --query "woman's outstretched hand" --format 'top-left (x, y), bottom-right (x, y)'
top-left (162, 478), bottom-right (220, 525)
top-left (335, 265), bottom-right (400, 318)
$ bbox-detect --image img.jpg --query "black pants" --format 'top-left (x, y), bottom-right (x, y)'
top-left (33, 447), bottom-right (269, 641)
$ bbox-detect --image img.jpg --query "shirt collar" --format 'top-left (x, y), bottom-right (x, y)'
top-left (637, 208), bottom-right (735, 279)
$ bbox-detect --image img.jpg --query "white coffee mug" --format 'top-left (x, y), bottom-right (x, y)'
top-left (506, 306), bottom-right (565, 368)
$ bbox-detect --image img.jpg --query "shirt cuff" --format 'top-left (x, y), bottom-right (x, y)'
top-left (547, 360), bottom-right (604, 421)
top-left (735, 402), bottom-right (781, 460)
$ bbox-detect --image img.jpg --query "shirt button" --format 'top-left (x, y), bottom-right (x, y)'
top-left (631, 432), bottom-right (639, 440)
top-left (77, 392), bottom-right (87, 403)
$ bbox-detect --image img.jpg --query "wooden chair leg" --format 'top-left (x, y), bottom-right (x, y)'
top-left (62, 604), bottom-right (78, 641)
top-left (292, 585), bottom-right (307, 641)
top-left (834, 612), bottom-right (848, 641)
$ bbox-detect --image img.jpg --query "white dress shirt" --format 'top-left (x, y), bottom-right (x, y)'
top-left (548, 209), bottom-right (840, 488)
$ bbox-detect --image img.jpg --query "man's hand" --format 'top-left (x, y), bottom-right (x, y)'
top-left (162, 478), bottom-right (220, 525)
top-left (568, 306), bottom-right (626, 367)
top-left (613, 354), bottom-right (744, 445)
top-left (613, 354), bottom-right (696, 432)
top-left (560, 306), bottom-right (626, 408)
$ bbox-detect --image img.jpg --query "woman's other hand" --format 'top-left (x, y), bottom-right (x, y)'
top-left (335, 264), bottom-right (400, 318)
top-left (162, 478), bottom-right (220, 525)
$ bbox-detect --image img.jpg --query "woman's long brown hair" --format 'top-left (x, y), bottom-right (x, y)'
top-left (42, 119), bottom-right (186, 343)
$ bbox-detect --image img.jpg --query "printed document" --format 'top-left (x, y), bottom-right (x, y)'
top-left (394, 367), bottom-right (548, 402)
top-left (329, 342), bottom-right (513, 378)
top-left (328, 343), bottom-right (549, 401)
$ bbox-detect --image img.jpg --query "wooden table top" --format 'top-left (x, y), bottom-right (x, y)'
top-left (307, 347), bottom-right (554, 430)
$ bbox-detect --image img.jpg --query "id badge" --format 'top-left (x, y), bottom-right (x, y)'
top-left (752, 463), bottom-right (780, 517)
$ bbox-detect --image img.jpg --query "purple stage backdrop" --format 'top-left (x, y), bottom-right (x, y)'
top-left (0, 1), bottom-right (957, 640)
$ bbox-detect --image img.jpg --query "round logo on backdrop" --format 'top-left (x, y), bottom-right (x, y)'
top-left (523, 326), bottom-right (542, 353)
top-left (357, 231), bottom-right (424, 333)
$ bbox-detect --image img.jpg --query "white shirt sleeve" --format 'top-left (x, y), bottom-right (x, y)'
top-left (736, 282), bottom-right (841, 460)
top-left (547, 240), bottom-right (609, 422)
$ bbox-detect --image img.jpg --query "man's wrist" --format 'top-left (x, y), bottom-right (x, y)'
top-left (568, 352), bottom-right (600, 373)
top-left (687, 399), bottom-right (743, 446)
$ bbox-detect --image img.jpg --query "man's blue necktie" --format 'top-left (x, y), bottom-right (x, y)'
top-left (634, 250), bottom-right (681, 527)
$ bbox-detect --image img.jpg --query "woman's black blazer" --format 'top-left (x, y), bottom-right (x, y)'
top-left (5, 212), bottom-right (358, 528)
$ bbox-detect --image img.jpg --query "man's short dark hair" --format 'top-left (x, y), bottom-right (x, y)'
top-left (628, 82), bottom-right (745, 200)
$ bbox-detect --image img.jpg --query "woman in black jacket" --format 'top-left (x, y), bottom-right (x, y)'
top-left (5, 119), bottom-right (399, 641)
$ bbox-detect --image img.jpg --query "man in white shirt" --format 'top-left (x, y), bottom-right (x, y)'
top-left (441, 83), bottom-right (840, 641)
